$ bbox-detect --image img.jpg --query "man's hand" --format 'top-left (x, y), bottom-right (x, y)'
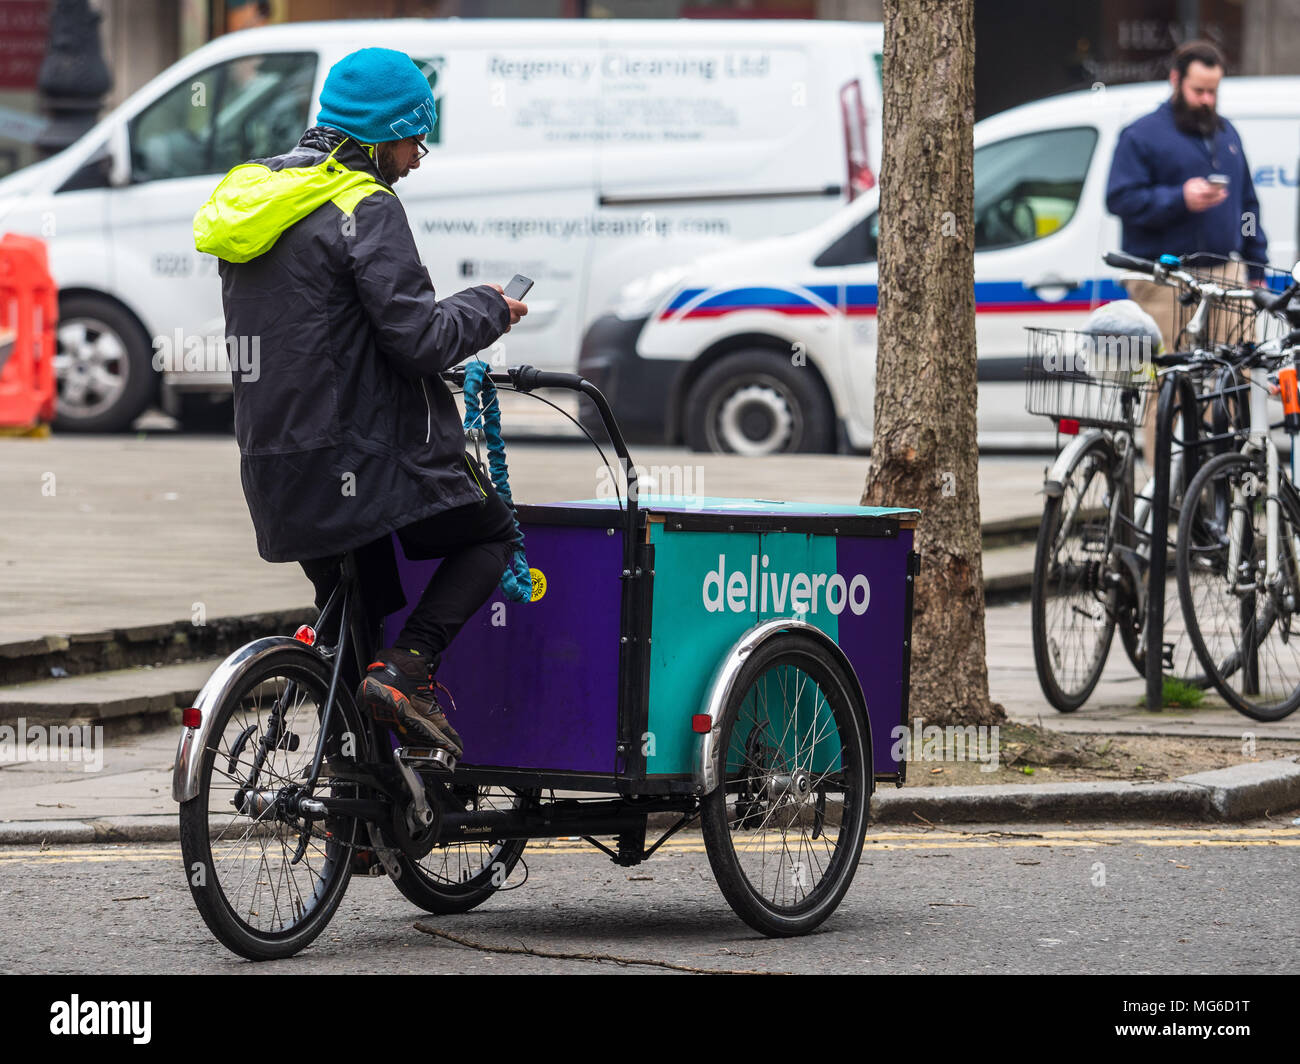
top-left (1183, 177), bottom-right (1229, 212)
top-left (488, 283), bottom-right (528, 332)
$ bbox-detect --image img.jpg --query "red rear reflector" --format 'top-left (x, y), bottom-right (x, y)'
top-left (295, 625), bottom-right (316, 645)
top-left (1059, 418), bottom-right (1080, 435)
top-left (182, 707), bottom-right (201, 728)
top-left (692, 714), bottom-right (712, 733)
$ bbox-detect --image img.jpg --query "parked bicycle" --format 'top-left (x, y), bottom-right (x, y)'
top-left (1175, 261), bottom-right (1300, 720)
top-left (1027, 252), bottom-right (1270, 712)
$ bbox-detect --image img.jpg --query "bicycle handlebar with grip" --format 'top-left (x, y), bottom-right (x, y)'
top-left (1267, 282), bottom-right (1300, 315)
top-left (506, 366), bottom-right (585, 393)
top-left (1103, 251), bottom-right (1157, 274)
top-left (1252, 286), bottom-right (1278, 310)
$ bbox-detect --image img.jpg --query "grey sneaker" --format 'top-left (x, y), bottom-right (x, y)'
top-left (358, 648), bottom-right (463, 758)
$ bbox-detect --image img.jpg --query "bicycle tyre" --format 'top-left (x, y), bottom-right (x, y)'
top-left (179, 646), bottom-right (364, 960)
top-left (700, 631), bottom-right (870, 937)
top-left (1031, 435), bottom-right (1121, 711)
top-left (389, 785), bottom-right (531, 914)
top-left (1176, 450), bottom-right (1300, 721)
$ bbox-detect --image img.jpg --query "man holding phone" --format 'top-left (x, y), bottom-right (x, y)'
top-left (195, 48), bottom-right (529, 758)
top-left (1104, 39), bottom-right (1268, 457)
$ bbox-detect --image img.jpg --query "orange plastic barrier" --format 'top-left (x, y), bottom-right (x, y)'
top-left (0, 233), bottom-right (58, 429)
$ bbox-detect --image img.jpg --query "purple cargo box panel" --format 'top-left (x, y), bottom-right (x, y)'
top-left (382, 520), bottom-right (623, 773)
top-left (835, 528), bottom-right (915, 777)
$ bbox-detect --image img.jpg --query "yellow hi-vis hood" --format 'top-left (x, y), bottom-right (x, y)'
top-left (193, 144), bottom-right (393, 263)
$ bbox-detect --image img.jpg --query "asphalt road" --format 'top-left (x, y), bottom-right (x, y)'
top-left (2, 821), bottom-right (1296, 974)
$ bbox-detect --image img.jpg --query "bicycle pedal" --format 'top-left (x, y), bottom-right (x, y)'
top-left (397, 746), bottom-right (457, 772)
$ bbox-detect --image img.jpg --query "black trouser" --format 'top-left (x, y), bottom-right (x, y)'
top-left (300, 479), bottom-right (516, 686)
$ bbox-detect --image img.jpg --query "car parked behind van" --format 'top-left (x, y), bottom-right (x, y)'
top-left (580, 77), bottom-right (1300, 453)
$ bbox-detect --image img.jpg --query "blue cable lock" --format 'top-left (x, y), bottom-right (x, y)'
top-left (461, 360), bottom-right (532, 603)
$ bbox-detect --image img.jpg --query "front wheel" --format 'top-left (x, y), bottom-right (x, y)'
top-left (1176, 451), bottom-right (1300, 721)
top-left (683, 350), bottom-right (836, 455)
top-left (700, 632), bottom-right (871, 937)
top-left (178, 646), bottom-right (365, 960)
top-left (1031, 436), bottom-right (1121, 711)
top-left (53, 295), bottom-right (156, 432)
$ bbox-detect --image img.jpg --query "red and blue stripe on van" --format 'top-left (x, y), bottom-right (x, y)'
top-left (658, 279), bottom-right (1131, 320)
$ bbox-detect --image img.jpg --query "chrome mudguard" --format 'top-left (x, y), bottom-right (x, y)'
top-left (172, 636), bottom-right (321, 803)
top-left (692, 617), bottom-right (869, 795)
top-left (1043, 429), bottom-right (1106, 498)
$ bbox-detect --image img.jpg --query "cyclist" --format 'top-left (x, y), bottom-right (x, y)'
top-left (193, 47), bottom-right (529, 758)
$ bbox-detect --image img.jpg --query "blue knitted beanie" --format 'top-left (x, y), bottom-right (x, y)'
top-left (316, 48), bottom-right (437, 144)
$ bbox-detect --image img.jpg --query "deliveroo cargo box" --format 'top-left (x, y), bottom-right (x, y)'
top-left (383, 496), bottom-right (918, 792)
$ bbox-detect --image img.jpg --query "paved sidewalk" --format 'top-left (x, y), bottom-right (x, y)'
top-left (0, 433), bottom-right (1045, 647)
top-left (3, 596), bottom-right (1297, 836)
top-left (5, 432), bottom-right (1298, 837)
top-left (988, 599), bottom-right (1300, 741)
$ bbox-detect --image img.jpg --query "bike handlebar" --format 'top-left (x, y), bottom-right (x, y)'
top-left (1102, 251), bottom-right (1157, 274)
top-left (441, 362), bottom-right (640, 526)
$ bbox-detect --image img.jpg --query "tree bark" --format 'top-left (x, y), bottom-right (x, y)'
top-left (862, 0), bottom-right (1004, 727)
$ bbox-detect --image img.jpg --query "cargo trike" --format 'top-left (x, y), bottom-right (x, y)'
top-left (173, 367), bottom-right (918, 959)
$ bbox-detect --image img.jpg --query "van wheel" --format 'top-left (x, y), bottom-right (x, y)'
top-left (53, 295), bottom-right (156, 433)
top-left (176, 393), bottom-right (234, 433)
top-left (683, 351), bottom-right (835, 455)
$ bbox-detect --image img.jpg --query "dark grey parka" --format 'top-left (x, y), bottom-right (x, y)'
top-left (200, 125), bottom-right (510, 563)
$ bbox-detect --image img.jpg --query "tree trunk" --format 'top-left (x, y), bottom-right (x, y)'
top-left (862, 0), bottom-right (1004, 727)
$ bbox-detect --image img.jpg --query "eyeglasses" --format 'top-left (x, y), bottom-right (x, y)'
top-left (409, 136), bottom-right (428, 160)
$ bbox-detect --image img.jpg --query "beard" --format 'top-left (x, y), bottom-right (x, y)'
top-left (1171, 89), bottom-right (1220, 136)
top-left (375, 142), bottom-right (402, 184)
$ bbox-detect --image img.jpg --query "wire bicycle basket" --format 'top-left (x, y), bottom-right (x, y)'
top-left (1171, 253), bottom-right (1294, 351)
top-left (1024, 326), bottom-right (1154, 431)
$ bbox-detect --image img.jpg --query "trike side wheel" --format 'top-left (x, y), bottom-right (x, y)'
top-left (388, 786), bottom-right (533, 914)
top-left (178, 647), bottom-right (363, 961)
top-left (700, 632), bottom-right (870, 937)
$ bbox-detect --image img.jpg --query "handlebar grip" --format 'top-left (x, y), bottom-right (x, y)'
top-left (1266, 281), bottom-right (1300, 315)
top-left (1103, 251), bottom-right (1158, 274)
top-left (507, 366), bottom-right (586, 392)
top-left (1252, 286), bottom-right (1279, 310)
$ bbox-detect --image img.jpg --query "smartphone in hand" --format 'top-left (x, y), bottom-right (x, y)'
top-left (504, 274), bottom-right (533, 300)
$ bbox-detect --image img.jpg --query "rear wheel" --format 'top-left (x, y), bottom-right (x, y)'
top-left (700, 632), bottom-right (870, 937)
top-left (178, 647), bottom-right (364, 960)
top-left (683, 350), bottom-right (835, 455)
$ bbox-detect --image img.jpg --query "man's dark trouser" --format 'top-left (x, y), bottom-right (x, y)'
top-left (299, 482), bottom-right (516, 690)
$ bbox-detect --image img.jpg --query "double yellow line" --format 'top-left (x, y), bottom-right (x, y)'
top-left (2, 825), bottom-right (1296, 864)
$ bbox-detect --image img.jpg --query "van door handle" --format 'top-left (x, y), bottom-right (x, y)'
top-left (1028, 276), bottom-right (1080, 292)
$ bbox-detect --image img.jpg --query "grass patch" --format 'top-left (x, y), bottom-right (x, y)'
top-left (1138, 677), bottom-right (1205, 708)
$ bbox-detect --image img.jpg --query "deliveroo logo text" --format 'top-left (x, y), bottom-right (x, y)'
top-left (701, 554), bottom-right (870, 616)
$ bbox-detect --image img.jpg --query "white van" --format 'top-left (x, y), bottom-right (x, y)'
top-left (580, 77), bottom-right (1300, 453)
top-left (0, 17), bottom-right (882, 431)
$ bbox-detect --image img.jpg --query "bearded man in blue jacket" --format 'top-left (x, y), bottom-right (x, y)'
top-left (1106, 39), bottom-right (1268, 282)
top-left (1105, 39), bottom-right (1268, 458)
